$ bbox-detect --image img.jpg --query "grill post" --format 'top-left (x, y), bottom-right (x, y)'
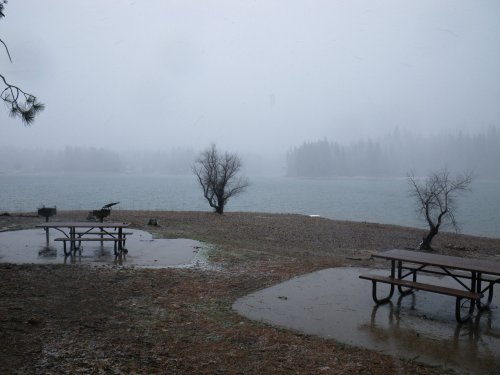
top-left (38, 207), bottom-right (57, 245)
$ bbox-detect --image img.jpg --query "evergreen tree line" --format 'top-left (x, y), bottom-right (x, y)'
top-left (0, 147), bottom-right (280, 175)
top-left (0, 147), bottom-right (195, 174)
top-left (286, 127), bottom-right (500, 179)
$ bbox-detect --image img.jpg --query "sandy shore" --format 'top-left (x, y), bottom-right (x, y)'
top-left (1, 210), bottom-right (499, 374)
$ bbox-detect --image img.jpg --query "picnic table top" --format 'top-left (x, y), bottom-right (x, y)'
top-left (36, 222), bottom-right (130, 228)
top-left (375, 249), bottom-right (500, 277)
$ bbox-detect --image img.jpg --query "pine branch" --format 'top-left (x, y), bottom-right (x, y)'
top-left (1, 73), bottom-right (45, 126)
top-left (1, 0), bottom-right (44, 125)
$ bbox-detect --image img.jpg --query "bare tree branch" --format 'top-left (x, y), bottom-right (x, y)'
top-left (193, 144), bottom-right (249, 214)
top-left (0, 38), bottom-right (12, 62)
top-left (408, 168), bottom-right (472, 250)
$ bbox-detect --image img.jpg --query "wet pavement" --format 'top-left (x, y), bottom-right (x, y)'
top-left (0, 228), bottom-right (207, 268)
top-left (233, 267), bottom-right (500, 374)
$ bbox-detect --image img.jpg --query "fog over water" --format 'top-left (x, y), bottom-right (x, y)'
top-left (1, 1), bottom-right (499, 157)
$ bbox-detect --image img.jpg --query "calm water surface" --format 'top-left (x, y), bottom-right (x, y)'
top-left (234, 267), bottom-right (500, 375)
top-left (1, 174), bottom-right (499, 238)
top-left (0, 228), bottom-right (206, 268)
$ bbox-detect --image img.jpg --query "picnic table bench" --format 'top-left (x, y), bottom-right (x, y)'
top-left (37, 222), bottom-right (131, 256)
top-left (359, 249), bottom-right (500, 323)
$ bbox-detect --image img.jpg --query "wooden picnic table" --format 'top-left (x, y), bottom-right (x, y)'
top-left (36, 221), bottom-right (131, 256)
top-left (360, 249), bottom-right (500, 323)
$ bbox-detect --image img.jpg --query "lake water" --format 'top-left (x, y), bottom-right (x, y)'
top-left (1, 174), bottom-right (499, 238)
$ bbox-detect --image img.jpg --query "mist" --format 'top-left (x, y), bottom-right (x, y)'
top-left (0, 125), bottom-right (498, 180)
top-left (0, 146), bottom-right (285, 176)
top-left (287, 126), bottom-right (500, 179)
top-left (1, 1), bottom-right (499, 158)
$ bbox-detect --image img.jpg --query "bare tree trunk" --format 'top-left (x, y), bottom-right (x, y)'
top-left (193, 144), bottom-right (249, 215)
top-left (419, 226), bottom-right (439, 250)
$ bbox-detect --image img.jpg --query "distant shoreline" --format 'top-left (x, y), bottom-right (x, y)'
top-left (2, 210), bottom-right (500, 249)
top-left (1, 175), bottom-right (499, 238)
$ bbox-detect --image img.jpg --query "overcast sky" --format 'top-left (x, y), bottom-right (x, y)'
top-left (1, 0), bottom-right (499, 155)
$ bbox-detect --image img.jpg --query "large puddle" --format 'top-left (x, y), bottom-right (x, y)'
top-left (233, 267), bottom-right (500, 374)
top-left (0, 228), bottom-right (208, 268)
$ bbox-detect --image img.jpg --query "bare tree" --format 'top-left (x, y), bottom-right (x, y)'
top-left (193, 144), bottom-right (249, 214)
top-left (408, 169), bottom-right (472, 250)
top-left (1, 1), bottom-right (44, 125)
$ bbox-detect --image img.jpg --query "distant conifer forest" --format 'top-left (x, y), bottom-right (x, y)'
top-left (286, 127), bottom-right (500, 179)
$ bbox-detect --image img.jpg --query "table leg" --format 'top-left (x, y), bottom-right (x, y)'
top-left (397, 260), bottom-right (415, 295)
top-left (456, 296), bottom-right (475, 323)
top-left (476, 272), bottom-right (481, 301)
top-left (371, 281), bottom-right (395, 304)
top-left (455, 271), bottom-right (478, 323)
top-left (471, 271), bottom-right (477, 297)
top-left (370, 259), bottom-right (396, 304)
top-left (118, 227), bottom-right (123, 251)
top-left (476, 272), bottom-right (494, 310)
top-left (70, 227), bottom-right (75, 252)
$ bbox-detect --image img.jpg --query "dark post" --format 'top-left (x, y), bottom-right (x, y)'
top-left (38, 207), bottom-right (56, 245)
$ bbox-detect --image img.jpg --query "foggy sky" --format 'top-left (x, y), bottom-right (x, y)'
top-left (1, 0), bottom-right (500, 155)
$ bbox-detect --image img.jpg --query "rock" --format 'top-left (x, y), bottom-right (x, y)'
top-left (148, 218), bottom-right (160, 226)
top-left (27, 317), bottom-right (41, 325)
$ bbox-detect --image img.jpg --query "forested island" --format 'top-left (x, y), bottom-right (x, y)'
top-left (286, 127), bottom-right (500, 179)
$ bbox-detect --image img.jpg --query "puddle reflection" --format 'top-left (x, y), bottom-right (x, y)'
top-left (233, 267), bottom-right (500, 374)
top-left (0, 229), bottom-right (208, 268)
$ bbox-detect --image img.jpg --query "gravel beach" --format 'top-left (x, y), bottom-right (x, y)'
top-left (1, 210), bottom-right (499, 374)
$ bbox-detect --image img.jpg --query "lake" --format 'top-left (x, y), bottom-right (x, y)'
top-left (1, 174), bottom-right (499, 238)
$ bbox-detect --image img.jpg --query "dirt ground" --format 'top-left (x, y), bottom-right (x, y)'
top-left (1, 210), bottom-right (499, 374)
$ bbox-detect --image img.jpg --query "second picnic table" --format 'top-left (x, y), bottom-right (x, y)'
top-left (37, 221), bottom-right (131, 256)
top-left (360, 249), bottom-right (500, 323)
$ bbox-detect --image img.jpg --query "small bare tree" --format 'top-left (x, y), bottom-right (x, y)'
top-left (193, 144), bottom-right (249, 214)
top-left (1, 1), bottom-right (44, 125)
top-left (408, 169), bottom-right (472, 250)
